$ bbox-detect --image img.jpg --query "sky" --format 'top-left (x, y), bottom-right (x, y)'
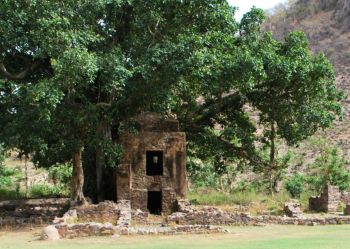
top-left (228, 0), bottom-right (288, 20)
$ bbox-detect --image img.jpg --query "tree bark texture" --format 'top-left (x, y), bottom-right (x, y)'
top-left (71, 147), bottom-right (85, 205)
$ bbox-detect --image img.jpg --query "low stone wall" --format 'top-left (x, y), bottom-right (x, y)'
top-left (168, 210), bottom-right (350, 226)
top-left (73, 201), bottom-right (120, 224)
top-left (55, 222), bottom-right (117, 238)
top-left (54, 223), bottom-right (226, 238)
top-left (56, 200), bottom-right (131, 227)
top-left (167, 200), bottom-right (350, 226)
top-left (0, 198), bottom-right (69, 228)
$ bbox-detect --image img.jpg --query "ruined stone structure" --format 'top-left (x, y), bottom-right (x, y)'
top-left (309, 185), bottom-right (341, 213)
top-left (116, 113), bottom-right (187, 214)
top-left (0, 198), bottom-right (69, 227)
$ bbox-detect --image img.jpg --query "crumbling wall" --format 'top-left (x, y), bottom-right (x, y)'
top-left (67, 200), bottom-right (131, 226)
top-left (309, 185), bottom-right (341, 212)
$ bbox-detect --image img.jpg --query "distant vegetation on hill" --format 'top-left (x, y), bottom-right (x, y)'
top-left (264, 0), bottom-right (350, 167)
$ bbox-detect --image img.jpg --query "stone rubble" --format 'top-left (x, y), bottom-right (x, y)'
top-left (35, 198), bottom-right (350, 240)
top-left (53, 223), bottom-right (226, 238)
top-left (0, 198), bottom-right (69, 227)
top-left (284, 200), bottom-right (304, 218)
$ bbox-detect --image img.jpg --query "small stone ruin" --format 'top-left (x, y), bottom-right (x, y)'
top-left (309, 185), bottom-right (341, 213)
top-left (44, 200), bottom-right (226, 239)
top-left (117, 113), bottom-right (187, 214)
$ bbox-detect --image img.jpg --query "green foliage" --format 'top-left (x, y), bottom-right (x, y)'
top-left (255, 144), bottom-right (294, 193)
top-left (48, 163), bottom-right (73, 196)
top-left (286, 173), bottom-right (305, 198)
top-left (307, 139), bottom-right (350, 192)
top-left (48, 163), bottom-right (72, 185)
top-left (29, 183), bottom-right (63, 198)
top-left (0, 1), bottom-right (343, 201)
top-left (187, 157), bottom-right (218, 188)
top-left (0, 145), bottom-right (22, 190)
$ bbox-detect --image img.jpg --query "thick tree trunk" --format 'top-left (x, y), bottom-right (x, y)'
top-left (71, 147), bottom-right (86, 206)
top-left (96, 121), bottom-right (112, 202)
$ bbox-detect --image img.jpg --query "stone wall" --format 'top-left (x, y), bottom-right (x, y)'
top-left (168, 206), bottom-right (350, 226)
top-left (167, 199), bottom-right (350, 226)
top-left (117, 113), bottom-right (187, 213)
top-left (309, 185), bottom-right (341, 212)
top-left (54, 223), bottom-right (226, 238)
top-left (64, 200), bottom-right (131, 226)
top-left (0, 198), bottom-right (69, 228)
top-left (73, 201), bottom-right (120, 224)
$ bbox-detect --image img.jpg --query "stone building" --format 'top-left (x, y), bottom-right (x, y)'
top-left (116, 113), bottom-right (187, 214)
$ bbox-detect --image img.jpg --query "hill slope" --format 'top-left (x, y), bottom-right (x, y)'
top-left (264, 0), bottom-right (350, 159)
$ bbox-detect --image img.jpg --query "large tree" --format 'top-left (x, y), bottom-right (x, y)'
top-left (0, 1), bottom-right (343, 202)
top-left (0, 0), bottom-right (252, 203)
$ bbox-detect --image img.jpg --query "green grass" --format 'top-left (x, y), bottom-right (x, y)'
top-left (2, 225), bottom-right (350, 249)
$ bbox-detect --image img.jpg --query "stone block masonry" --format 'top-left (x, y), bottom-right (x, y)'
top-left (309, 185), bottom-right (341, 213)
top-left (117, 113), bottom-right (187, 214)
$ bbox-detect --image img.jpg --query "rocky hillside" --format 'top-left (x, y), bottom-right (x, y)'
top-left (264, 0), bottom-right (350, 159)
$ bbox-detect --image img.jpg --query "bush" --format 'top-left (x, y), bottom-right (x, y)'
top-left (29, 183), bottom-right (62, 198)
top-left (187, 157), bottom-right (219, 188)
top-left (0, 145), bottom-right (22, 191)
top-left (48, 163), bottom-right (72, 196)
top-left (286, 174), bottom-right (305, 198)
top-left (0, 188), bottom-right (25, 201)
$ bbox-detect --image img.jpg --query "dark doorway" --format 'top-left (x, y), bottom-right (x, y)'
top-left (146, 151), bottom-right (163, 176)
top-left (147, 191), bottom-right (162, 214)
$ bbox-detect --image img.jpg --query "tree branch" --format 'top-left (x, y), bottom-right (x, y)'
top-left (0, 61), bottom-right (40, 81)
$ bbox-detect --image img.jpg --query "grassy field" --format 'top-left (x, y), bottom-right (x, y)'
top-left (1, 225), bottom-right (350, 249)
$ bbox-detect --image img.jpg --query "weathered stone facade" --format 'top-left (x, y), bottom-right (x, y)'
top-left (309, 185), bottom-right (341, 212)
top-left (117, 113), bottom-right (187, 214)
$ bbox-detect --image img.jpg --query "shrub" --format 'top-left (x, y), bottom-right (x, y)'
top-left (48, 163), bottom-right (72, 184)
top-left (0, 188), bottom-right (25, 201)
top-left (48, 163), bottom-right (72, 196)
top-left (0, 145), bottom-right (22, 190)
top-left (308, 139), bottom-right (350, 192)
top-left (286, 174), bottom-right (305, 198)
top-left (29, 183), bottom-right (61, 198)
top-left (187, 157), bottom-right (219, 188)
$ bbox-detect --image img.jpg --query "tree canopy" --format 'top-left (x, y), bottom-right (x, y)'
top-left (0, 1), bottom-right (343, 202)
